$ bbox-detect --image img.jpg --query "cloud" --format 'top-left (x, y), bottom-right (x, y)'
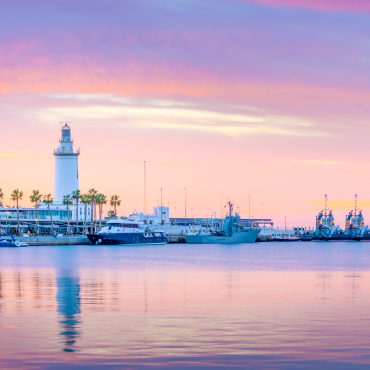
top-left (238, 0), bottom-right (370, 13)
top-left (0, 154), bottom-right (34, 157)
top-left (29, 98), bottom-right (326, 137)
top-left (297, 160), bottom-right (348, 165)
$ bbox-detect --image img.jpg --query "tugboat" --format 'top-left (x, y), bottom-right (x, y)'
top-left (312, 194), bottom-right (341, 241)
top-left (347, 194), bottom-right (370, 241)
top-left (330, 194), bottom-right (365, 241)
top-left (87, 213), bottom-right (167, 245)
top-left (185, 201), bottom-right (260, 244)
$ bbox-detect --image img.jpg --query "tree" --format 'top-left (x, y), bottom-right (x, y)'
top-left (80, 194), bottom-right (91, 234)
top-left (10, 189), bottom-right (23, 235)
top-left (42, 194), bottom-right (54, 235)
top-left (96, 193), bottom-right (107, 231)
top-left (107, 210), bottom-right (115, 219)
top-left (88, 188), bottom-right (98, 225)
top-left (30, 190), bottom-right (42, 235)
top-left (71, 189), bottom-right (81, 234)
top-left (63, 194), bottom-right (73, 236)
top-left (110, 195), bottom-right (121, 217)
top-left (0, 188), bottom-right (4, 206)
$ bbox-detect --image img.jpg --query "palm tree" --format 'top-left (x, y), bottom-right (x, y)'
top-left (80, 194), bottom-right (91, 234)
top-left (88, 188), bottom-right (98, 232)
top-left (96, 193), bottom-right (107, 231)
top-left (10, 189), bottom-right (23, 235)
top-left (30, 190), bottom-right (42, 235)
top-left (42, 194), bottom-right (54, 235)
top-left (110, 195), bottom-right (121, 218)
top-left (107, 210), bottom-right (115, 219)
top-left (71, 189), bottom-right (81, 234)
top-left (63, 194), bottom-right (73, 236)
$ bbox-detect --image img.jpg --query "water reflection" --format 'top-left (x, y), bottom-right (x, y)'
top-left (56, 275), bottom-right (81, 352)
top-left (0, 241), bottom-right (370, 368)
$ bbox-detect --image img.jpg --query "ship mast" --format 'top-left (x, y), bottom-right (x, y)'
top-left (354, 194), bottom-right (358, 217)
top-left (324, 194), bottom-right (328, 217)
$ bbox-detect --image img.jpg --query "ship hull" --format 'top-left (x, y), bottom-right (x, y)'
top-left (87, 233), bottom-right (167, 245)
top-left (327, 235), bottom-right (356, 241)
top-left (185, 230), bottom-right (260, 244)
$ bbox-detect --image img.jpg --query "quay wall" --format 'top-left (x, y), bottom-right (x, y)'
top-left (18, 236), bottom-right (90, 246)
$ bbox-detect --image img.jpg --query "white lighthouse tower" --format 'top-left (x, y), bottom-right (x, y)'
top-left (54, 123), bottom-right (80, 202)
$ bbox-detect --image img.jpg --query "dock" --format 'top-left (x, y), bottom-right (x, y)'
top-left (16, 236), bottom-right (90, 246)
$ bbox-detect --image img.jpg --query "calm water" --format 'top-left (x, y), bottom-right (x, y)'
top-left (1, 242), bottom-right (370, 369)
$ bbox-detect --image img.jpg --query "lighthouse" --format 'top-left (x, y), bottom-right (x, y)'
top-left (54, 123), bottom-right (80, 202)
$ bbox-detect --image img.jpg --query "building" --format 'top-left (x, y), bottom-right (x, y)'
top-left (54, 123), bottom-right (80, 202)
top-left (143, 206), bottom-right (170, 224)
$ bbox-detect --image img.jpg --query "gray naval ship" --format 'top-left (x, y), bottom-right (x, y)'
top-left (185, 201), bottom-right (260, 244)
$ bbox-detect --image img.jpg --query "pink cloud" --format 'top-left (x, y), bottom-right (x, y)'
top-left (239, 0), bottom-right (370, 12)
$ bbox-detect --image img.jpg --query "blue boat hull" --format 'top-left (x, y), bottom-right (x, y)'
top-left (87, 232), bottom-right (167, 245)
top-left (0, 240), bottom-right (15, 247)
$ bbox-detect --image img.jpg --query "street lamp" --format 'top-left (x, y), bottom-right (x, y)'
top-left (184, 187), bottom-right (187, 233)
top-left (261, 203), bottom-right (264, 220)
top-left (5, 205), bottom-right (9, 235)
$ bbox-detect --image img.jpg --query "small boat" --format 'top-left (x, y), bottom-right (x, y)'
top-left (300, 234), bottom-right (312, 241)
top-left (0, 237), bottom-right (29, 247)
top-left (0, 238), bottom-right (16, 247)
top-left (272, 234), bottom-right (301, 242)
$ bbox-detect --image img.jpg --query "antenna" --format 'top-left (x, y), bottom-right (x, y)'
top-left (144, 161), bottom-right (147, 215)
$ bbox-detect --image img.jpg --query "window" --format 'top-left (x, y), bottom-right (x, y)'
top-left (88, 208), bottom-right (90, 215)
top-left (80, 208), bottom-right (82, 215)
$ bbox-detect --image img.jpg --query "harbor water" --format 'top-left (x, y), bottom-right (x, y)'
top-left (1, 242), bottom-right (370, 369)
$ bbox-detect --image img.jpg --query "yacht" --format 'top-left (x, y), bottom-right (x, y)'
top-left (87, 213), bottom-right (167, 245)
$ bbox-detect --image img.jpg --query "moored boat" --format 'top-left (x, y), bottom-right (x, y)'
top-left (185, 202), bottom-right (260, 244)
top-left (312, 195), bottom-right (341, 241)
top-left (87, 213), bottom-right (167, 245)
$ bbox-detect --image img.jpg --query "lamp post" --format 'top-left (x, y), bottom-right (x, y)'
top-left (285, 216), bottom-right (287, 231)
top-left (160, 187), bottom-right (163, 225)
top-left (5, 205), bottom-right (9, 235)
top-left (184, 187), bottom-right (187, 233)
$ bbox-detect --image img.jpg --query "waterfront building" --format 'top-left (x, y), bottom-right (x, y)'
top-left (143, 206), bottom-right (170, 224)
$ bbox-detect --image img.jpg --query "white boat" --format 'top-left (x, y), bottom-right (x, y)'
top-left (185, 202), bottom-right (260, 244)
top-left (87, 213), bottom-right (167, 245)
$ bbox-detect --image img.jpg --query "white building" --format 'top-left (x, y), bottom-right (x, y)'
top-left (38, 123), bottom-right (91, 222)
top-left (143, 206), bottom-right (170, 224)
top-left (54, 123), bottom-right (80, 202)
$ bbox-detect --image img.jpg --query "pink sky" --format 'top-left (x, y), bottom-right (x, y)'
top-left (1, 0), bottom-right (370, 228)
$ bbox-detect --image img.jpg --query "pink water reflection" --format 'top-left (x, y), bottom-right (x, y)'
top-left (1, 269), bottom-right (370, 368)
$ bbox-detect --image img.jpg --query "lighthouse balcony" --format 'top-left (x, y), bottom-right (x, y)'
top-left (54, 148), bottom-right (80, 155)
